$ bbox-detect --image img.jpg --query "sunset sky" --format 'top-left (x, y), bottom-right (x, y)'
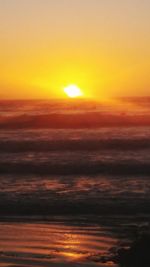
top-left (0, 0), bottom-right (150, 99)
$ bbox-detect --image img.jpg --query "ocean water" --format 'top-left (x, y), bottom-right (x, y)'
top-left (0, 98), bottom-right (150, 266)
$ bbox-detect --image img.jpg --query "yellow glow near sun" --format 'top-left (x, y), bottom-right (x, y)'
top-left (64, 85), bottom-right (83, 98)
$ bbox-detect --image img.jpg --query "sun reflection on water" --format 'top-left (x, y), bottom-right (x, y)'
top-left (59, 233), bottom-right (84, 261)
top-left (0, 221), bottom-right (118, 266)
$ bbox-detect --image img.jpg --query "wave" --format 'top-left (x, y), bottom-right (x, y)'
top-left (0, 160), bottom-right (150, 175)
top-left (1, 112), bottom-right (150, 129)
top-left (0, 138), bottom-right (150, 152)
top-left (0, 190), bottom-right (150, 216)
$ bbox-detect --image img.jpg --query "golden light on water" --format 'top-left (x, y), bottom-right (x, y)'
top-left (60, 233), bottom-right (83, 261)
top-left (64, 85), bottom-right (83, 98)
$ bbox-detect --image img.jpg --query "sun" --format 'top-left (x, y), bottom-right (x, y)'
top-left (64, 85), bottom-right (83, 98)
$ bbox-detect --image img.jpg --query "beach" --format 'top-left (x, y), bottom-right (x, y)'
top-left (0, 99), bottom-right (150, 266)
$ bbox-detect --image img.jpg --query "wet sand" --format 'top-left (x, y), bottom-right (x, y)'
top-left (0, 216), bottom-right (119, 267)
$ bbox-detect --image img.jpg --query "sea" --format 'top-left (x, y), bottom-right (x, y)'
top-left (0, 97), bottom-right (150, 267)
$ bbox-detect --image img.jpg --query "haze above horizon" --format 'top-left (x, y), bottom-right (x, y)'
top-left (0, 0), bottom-right (150, 99)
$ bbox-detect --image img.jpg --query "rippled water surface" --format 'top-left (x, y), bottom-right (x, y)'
top-left (0, 218), bottom-right (117, 266)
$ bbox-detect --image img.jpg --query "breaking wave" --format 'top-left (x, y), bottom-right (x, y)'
top-left (1, 112), bottom-right (150, 129)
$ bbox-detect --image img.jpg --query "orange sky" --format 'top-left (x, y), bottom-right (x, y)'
top-left (0, 0), bottom-right (150, 99)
